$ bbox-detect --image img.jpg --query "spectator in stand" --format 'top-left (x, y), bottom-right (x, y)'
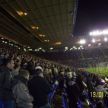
top-left (12, 69), bottom-right (33, 108)
top-left (13, 56), bottom-right (21, 77)
top-left (0, 58), bottom-right (15, 108)
top-left (66, 72), bottom-right (80, 108)
top-left (28, 66), bottom-right (51, 108)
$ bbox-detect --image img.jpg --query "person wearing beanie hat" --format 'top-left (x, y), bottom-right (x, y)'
top-left (28, 66), bottom-right (51, 108)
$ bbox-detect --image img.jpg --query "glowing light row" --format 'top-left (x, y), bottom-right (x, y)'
top-left (89, 29), bottom-right (108, 36)
top-left (79, 37), bottom-right (108, 45)
top-left (65, 46), bottom-right (84, 51)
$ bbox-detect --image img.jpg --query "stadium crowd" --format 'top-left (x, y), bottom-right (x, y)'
top-left (0, 45), bottom-right (108, 108)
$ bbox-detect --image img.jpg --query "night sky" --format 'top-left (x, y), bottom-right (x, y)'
top-left (73, 0), bottom-right (108, 36)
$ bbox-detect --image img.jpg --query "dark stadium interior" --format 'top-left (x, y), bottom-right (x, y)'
top-left (0, 0), bottom-right (108, 108)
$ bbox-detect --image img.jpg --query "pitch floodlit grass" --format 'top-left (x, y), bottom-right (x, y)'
top-left (86, 67), bottom-right (108, 76)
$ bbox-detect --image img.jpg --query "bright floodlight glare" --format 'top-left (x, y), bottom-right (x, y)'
top-left (98, 43), bottom-right (101, 46)
top-left (39, 47), bottom-right (42, 50)
top-left (88, 44), bottom-right (91, 47)
top-left (65, 47), bottom-right (68, 50)
top-left (92, 38), bottom-right (96, 43)
top-left (80, 45), bottom-right (83, 48)
top-left (104, 37), bottom-right (108, 42)
top-left (70, 48), bottom-right (73, 51)
top-left (50, 47), bottom-right (53, 50)
top-left (78, 47), bottom-right (80, 50)
top-left (89, 29), bottom-right (108, 36)
top-left (79, 39), bottom-right (86, 44)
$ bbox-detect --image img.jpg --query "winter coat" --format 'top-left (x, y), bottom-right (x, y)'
top-left (13, 76), bottom-right (33, 108)
top-left (28, 76), bottom-right (51, 107)
top-left (0, 66), bottom-right (14, 100)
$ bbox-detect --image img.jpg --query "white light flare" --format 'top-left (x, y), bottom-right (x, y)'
top-left (89, 29), bottom-right (108, 36)
top-left (98, 43), bottom-right (102, 46)
top-left (88, 44), bottom-right (91, 47)
top-left (79, 39), bottom-right (86, 45)
top-left (92, 38), bottom-right (96, 43)
top-left (104, 37), bottom-right (108, 42)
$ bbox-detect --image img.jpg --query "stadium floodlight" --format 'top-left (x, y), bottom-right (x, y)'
top-left (102, 30), bottom-right (108, 35)
top-left (98, 43), bottom-right (102, 46)
top-left (42, 49), bottom-right (46, 52)
top-left (50, 47), bottom-right (53, 50)
top-left (28, 46), bottom-right (30, 49)
top-left (89, 29), bottom-right (108, 36)
top-left (2, 41), bottom-right (5, 43)
top-left (88, 44), bottom-right (91, 47)
top-left (4, 41), bottom-right (7, 44)
top-left (72, 46), bottom-right (78, 50)
top-left (28, 49), bottom-right (32, 51)
top-left (104, 37), bottom-right (108, 42)
top-left (70, 48), bottom-right (73, 51)
top-left (73, 46), bottom-right (76, 49)
top-left (80, 45), bottom-right (83, 48)
top-left (1, 38), bottom-right (4, 40)
top-left (38, 47), bottom-right (42, 50)
top-left (79, 39), bottom-right (86, 44)
top-left (24, 48), bottom-right (27, 52)
top-left (65, 46), bottom-right (68, 50)
top-left (78, 47), bottom-right (81, 50)
top-left (89, 30), bottom-right (101, 36)
top-left (92, 38), bottom-right (96, 43)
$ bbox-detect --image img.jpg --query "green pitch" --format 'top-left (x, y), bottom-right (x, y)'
top-left (86, 67), bottom-right (108, 76)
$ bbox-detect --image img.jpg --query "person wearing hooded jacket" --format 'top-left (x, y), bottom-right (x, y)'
top-left (12, 69), bottom-right (33, 108)
top-left (28, 66), bottom-right (51, 108)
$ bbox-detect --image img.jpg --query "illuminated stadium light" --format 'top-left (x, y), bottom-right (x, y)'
top-left (70, 48), bottom-right (73, 51)
top-left (102, 30), bottom-right (108, 35)
top-left (78, 47), bottom-right (81, 50)
top-left (65, 47), bottom-right (68, 50)
top-left (79, 39), bottom-right (86, 44)
top-left (73, 46), bottom-right (77, 50)
top-left (44, 40), bottom-right (49, 42)
top-left (27, 46), bottom-right (30, 49)
top-left (98, 43), bottom-right (102, 46)
top-left (39, 34), bottom-right (45, 37)
top-left (92, 38), bottom-right (96, 43)
top-left (2, 41), bottom-right (5, 43)
top-left (42, 49), bottom-right (46, 52)
top-left (89, 29), bottom-right (108, 36)
top-left (38, 47), bottom-right (42, 50)
top-left (88, 44), bottom-right (91, 47)
top-left (50, 47), bottom-right (53, 50)
top-left (89, 30), bottom-right (101, 36)
top-left (55, 41), bottom-right (62, 45)
top-left (5, 41), bottom-right (7, 44)
top-left (16, 11), bottom-right (27, 16)
top-left (28, 49), bottom-right (32, 51)
top-left (104, 37), bottom-right (108, 42)
top-left (74, 47), bottom-right (77, 50)
top-left (35, 49), bottom-right (39, 52)
top-left (73, 46), bottom-right (76, 49)
top-left (24, 48), bottom-right (27, 52)
top-left (18, 47), bottom-right (20, 50)
top-left (31, 25), bottom-right (39, 30)
top-left (1, 38), bottom-right (4, 40)
top-left (24, 12), bottom-right (27, 16)
top-left (10, 44), bottom-right (13, 46)
top-left (80, 45), bottom-right (83, 48)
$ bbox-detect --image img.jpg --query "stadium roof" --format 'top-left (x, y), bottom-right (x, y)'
top-left (0, 0), bottom-right (77, 49)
